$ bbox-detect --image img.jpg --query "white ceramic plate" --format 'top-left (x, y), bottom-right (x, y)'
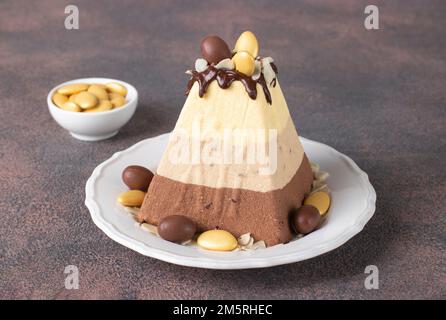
top-left (85, 133), bottom-right (376, 269)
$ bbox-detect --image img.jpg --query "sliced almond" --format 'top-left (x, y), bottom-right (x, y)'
top-left (312, 179), bottom-right (327, 190)
top-left (124, 206), bottom-right (140, 216)
top-left (262, 57), bottom-right (274, 64)
top-left (311, 184), bottom-right (330, 194)
top-left (251, 240), bottom-right (266, 250)
top-left (238, 233), bottom-right (252, 246)
top-left (316, 171), bottom-right (330, 182)
top-left (262, 59), bottom-right (276, 86)
top-left (215, 58), bottom-right (234, 70)
top-left (251, 60), bottom-right (262, 81)
top-left (310, 162), bottom-right (320, 175)
top-left (195, 58), bottom-right (208, 72)
top-left (246, 237), bottom-right (254, 248)
top-left (141, 223), bottom-right (158, 235)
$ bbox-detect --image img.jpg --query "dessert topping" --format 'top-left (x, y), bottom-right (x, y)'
top-left (122, 165), bottom-right (154, 191)
top-left (117, 190), bottom-right (146, 207)
top-left (291, 205), bottom-right (321, 235)
top-left (234, 31), bottom-right (259, 58)
top-left (304, 191), bottom-right (330, 216)
top-left (197, 230), bottom-right (238, 251)
top-left (310, 162), bottom-right (330, 194)
top-left (200, 35), bottom-right (232, 65)
top-left (214, 58), bottom-right (234, 70)
top-left (186, 31), bottom-right (278, 104)
top-left (232, 51), bottom-right (256, 76)
top-left (261, 57), bottom-right (277, 86)
top-left (118, 197), bottom-right (267, 250)
top-left (186, 66), bottom-right (273, 104)
top-left (251, 60), bottom-right (262, 81)
top-left (157, 215), bottom-right (197, 243)
top-left (236, 233), bottom-right (266, 250)
top-left (195, 58), bottom-right (208, 73)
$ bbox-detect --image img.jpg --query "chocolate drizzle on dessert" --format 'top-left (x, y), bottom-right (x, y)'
top-left (185, 63), bottom-right (278, 105)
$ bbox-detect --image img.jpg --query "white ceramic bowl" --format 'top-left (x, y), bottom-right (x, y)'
top-left (47, 78), bottom-right (138, 141)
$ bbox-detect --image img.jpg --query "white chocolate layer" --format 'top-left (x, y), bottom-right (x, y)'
top-left (157, 80), bottom-right (305, 192)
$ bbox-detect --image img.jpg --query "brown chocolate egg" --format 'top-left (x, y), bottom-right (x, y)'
top-left (200, 36), bottom-right (232, 65)
top-left (122, 165), bottom-right (154, 191)
top-left (291, 205), bottom-right (321, 235)
top-left (158, 215), bottom-right (197, 243)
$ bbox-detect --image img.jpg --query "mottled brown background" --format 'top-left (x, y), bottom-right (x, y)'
top-left (0, 0), bottom-right (445, 299)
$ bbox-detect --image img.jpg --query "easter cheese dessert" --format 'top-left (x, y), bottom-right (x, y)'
top-left (134, 31), bottom-right (318, 247)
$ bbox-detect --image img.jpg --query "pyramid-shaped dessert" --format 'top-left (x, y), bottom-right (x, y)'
top-left (139, 32), bottom-right (313, 246)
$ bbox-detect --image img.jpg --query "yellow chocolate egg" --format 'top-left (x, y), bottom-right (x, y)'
top-left (57, 83), bottom-right (89, 95)
top-left (87, 84), bottom-right (109, 100)
top-left (60, 101), bottom-right (82, 112)
top-left (108, 92), bottom-right (123, 100)
top-left (232, 51), bottom-right (255, 76)
top-left (84, 100), bottom-right (113, 113)
top-left (117, 190), bottom-right (146, 207)
top-left (234, 31), bottom-right (259, 58)
top-left (304, 191), bottom-right (331, 216)
top-left (69, 93), bottom-right (78, 102)
top-left (110, 95), bottom-right (126, 108)
top-left (197, 230), bottom-right (238, 251)
top-left (74, 91), bottom-right (98, 109)
top-left (52, 93), bottom-right (68, 108)
top-left (106, 82), bottom-right (127, 96)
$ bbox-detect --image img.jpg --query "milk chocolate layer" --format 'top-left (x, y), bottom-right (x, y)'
top-left (139, 154), bottom-right (313, 246)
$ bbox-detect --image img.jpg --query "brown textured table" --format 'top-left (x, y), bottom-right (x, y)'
top-left (1, 0), bottom-right (445, 299)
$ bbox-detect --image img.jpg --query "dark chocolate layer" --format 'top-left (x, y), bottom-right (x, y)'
top-left (185, 64), bottom-right (277, 105)
top-left (139, 154), bottom-right (313, 246)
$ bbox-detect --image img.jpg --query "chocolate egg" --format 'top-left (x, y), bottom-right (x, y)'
top-left (200, 36), bottom-right (232, 65)
top-left (291, 205), bottom-right (321, 235)
top-left (122, 165), bottom-right (154, 191)
top-left (158, 215), bottom-right (197, 243)
top-left (234, 31), bottom-right (259, 58)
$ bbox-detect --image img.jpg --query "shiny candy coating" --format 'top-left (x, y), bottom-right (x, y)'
top-left (110, 95), bottom-right (126, 108)
top-left (200, 36), bottom-right (232, 65)
top-left (74, 91), bottom-right (98, 109)
top-left (57, 83), bottom-right (88, 95)
top-left (197, 230), bottom-right (238, 251)
top-left (158, 215), bottom-right (197, 243)
top-left (69, 93), bottom-right (78, 102)
top-left (291, 205), bottom-right (321, 235)
top-left (60, 101), bottom-right (81, 112)
top-left (232, 51), bottom-right (255, 76)
top-left (122, 165), bottom-right (154, 191)
top-left (117, 190), bottom-right (146, 207)
top-left (88, 84), bottom-right (109, 100)
top-left (52, 93), bottom-right (68, 108)
top-left (304, 191), bottom-right (331, 216)
top-left (106, 82), bottom-right (128, 96)
top-left (234, 31), bottom-right (259, 58)
top-left (84, 100), bottom-right (112, 113)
